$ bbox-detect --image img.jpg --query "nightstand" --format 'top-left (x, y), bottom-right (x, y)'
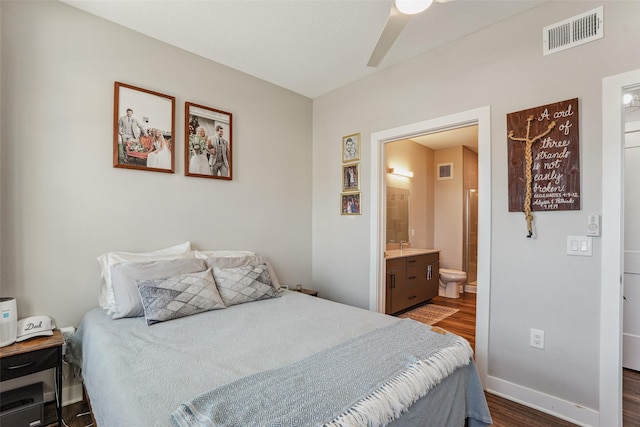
top-left (0, 329), bottom-right (64, 426)
top-left (297, 288), bottom-right (319, 297)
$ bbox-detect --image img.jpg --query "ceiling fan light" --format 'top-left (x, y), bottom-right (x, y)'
top-left (395, 0), bottom-right (433, 15)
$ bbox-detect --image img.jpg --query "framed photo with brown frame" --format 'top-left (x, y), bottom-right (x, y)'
top-left (342, 133), bottom-right (361, 163)
top-left (185, 102), bottom-right (233, 180)
top-left (341, 192), bottom-right (361, 215)
top-left (113, 82), bottom-right (175, 173)
top-left (342, 162), bottom-right (360, 192)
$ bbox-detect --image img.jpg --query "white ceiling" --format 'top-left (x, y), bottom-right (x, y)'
top-left (60, 0), bottom-right (547, 99)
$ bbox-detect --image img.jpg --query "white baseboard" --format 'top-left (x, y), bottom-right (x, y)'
top-left (63, 383), bottom-right (84, 406)
top-left (486, 376), bottom-right (599, 427)
top-left (623, 333), bottom-right (640, 370)
top-left (464, 284), bottom-right (477, 293)
top-left (43, 383), bottom-right (83, 407)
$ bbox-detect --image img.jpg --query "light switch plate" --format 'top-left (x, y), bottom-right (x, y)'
top-left (567, 236), bottom-right (592, 256)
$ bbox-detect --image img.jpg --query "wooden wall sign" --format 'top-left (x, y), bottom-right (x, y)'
top-left (507, 98), bottom-right (580, 237)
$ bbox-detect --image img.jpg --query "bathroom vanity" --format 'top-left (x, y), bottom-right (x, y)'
top-left (385, 249), bottom-right (439, 315)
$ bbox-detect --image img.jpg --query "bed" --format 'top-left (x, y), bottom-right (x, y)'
top-left (67, 244), bottom-right (492, 427)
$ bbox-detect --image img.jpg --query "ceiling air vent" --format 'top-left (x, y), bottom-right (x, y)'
top-left (543, 6), bottom-right (603, 56)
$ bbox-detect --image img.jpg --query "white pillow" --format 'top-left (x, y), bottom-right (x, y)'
top-left (97, 241), bottom-right (193, 313)
top-left (110, 258), bottom-right (207, 319)
top-left (194, 250), bottom-right (255, 259)
top-left (203, 255), bottom-right (281, 290)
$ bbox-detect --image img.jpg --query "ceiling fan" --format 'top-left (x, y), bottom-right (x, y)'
top-left (367, 0), bottom-right (451, 67)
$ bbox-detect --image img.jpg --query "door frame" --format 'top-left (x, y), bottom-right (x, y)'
top-left (601, 68), bottom-right (640, 426)
top-left (369, 106), bottom-right (491, 385)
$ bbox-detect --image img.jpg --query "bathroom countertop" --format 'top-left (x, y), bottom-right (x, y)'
top-left (385, 248), bottom-right (439, 259)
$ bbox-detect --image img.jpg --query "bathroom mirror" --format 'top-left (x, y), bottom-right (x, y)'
top-left (386, 187), bottom-right (409, 244)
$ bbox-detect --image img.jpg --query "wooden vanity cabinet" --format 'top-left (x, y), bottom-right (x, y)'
top-left (386, 252), bottom-right (439, 315)
top-left (386, 258), bottom-right (407, 314)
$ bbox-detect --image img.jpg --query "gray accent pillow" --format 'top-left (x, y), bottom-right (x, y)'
top-left (110, 258), bottom-right (207, 319)
top-left (211, 264), bottom-right (280, 307)
top-left (204, 255), bottom-right (281, 290)
top-left (137, 269), bottom-right (226, 326)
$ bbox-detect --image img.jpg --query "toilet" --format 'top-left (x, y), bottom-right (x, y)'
top-left (439, 268), bottom-right (467, 298)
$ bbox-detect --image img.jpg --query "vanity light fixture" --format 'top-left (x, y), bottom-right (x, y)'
top-left (395, 0), bottom-right (433, 15)
top-left (388, 167), bottom-right (414, 178)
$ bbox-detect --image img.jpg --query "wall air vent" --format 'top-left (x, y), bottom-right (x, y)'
top-left (543, 6), bottom-right (603, 56)
top-left (437, 163), bottom-right (453, 180)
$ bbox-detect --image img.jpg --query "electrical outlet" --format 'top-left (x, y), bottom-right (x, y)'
top-left (530, 328), bottom-right (544, 349)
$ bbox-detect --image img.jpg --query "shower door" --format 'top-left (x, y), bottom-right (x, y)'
top-left (464, 189), bottom-right (478, 286)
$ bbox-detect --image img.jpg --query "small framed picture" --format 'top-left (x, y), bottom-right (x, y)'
top-left (185, 102), bottom-right (232, 180)
top-left (341, 192), bottom-right (361, 215)
top-left (342, 133), bottom-right (361, 163)
top-left (113, 82), bottom-right (175, 173)
top-left (342, 163), bottom-right (360, 192)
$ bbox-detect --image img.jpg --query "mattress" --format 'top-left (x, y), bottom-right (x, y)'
top-left (70, 290), bottom-right (491, 426)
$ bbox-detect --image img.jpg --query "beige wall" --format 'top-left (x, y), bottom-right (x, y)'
top-left (0, 1), bottom-right (313, 329)
top-left (312, 1), bottom-right (640, 420)
top-left (433, 146), bottom-right (464, 270)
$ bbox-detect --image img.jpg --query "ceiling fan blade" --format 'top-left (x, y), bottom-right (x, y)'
top-left (367, 5), bottom-right (411, 68)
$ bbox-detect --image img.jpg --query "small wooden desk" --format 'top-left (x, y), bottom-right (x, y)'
top-left (0, 330), bottom-right (64, 426)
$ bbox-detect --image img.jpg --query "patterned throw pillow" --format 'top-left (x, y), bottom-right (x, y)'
top-left (137, 268), bottom-right (226, 325)
top-left (211, 264), bottom-right (280, 307)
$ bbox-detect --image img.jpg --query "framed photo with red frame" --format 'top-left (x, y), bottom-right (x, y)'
top-left (113, 82), bottom-right (175, 173)
top-left (185, 102), bottom-right (233, 180)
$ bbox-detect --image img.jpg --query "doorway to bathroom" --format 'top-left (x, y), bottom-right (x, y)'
top-left (369, 106), bottom-right (491, 385)
top-left (383, 127), bottom-right (479, 294)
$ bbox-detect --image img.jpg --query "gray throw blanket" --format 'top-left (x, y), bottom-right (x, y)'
top-left (171, 319), bottom-right (473, 427)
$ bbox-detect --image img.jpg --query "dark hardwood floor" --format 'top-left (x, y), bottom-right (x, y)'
top-left (430, 293), bottom-right (477, 351)
top-left (428, 292), bottom-right (640, 427)
top-left (48, 292), bottom-right (640, 426)
top-left (45, 399), bottom-right (92, 427)
top-left (624, 367), bottom-right (640, 426)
